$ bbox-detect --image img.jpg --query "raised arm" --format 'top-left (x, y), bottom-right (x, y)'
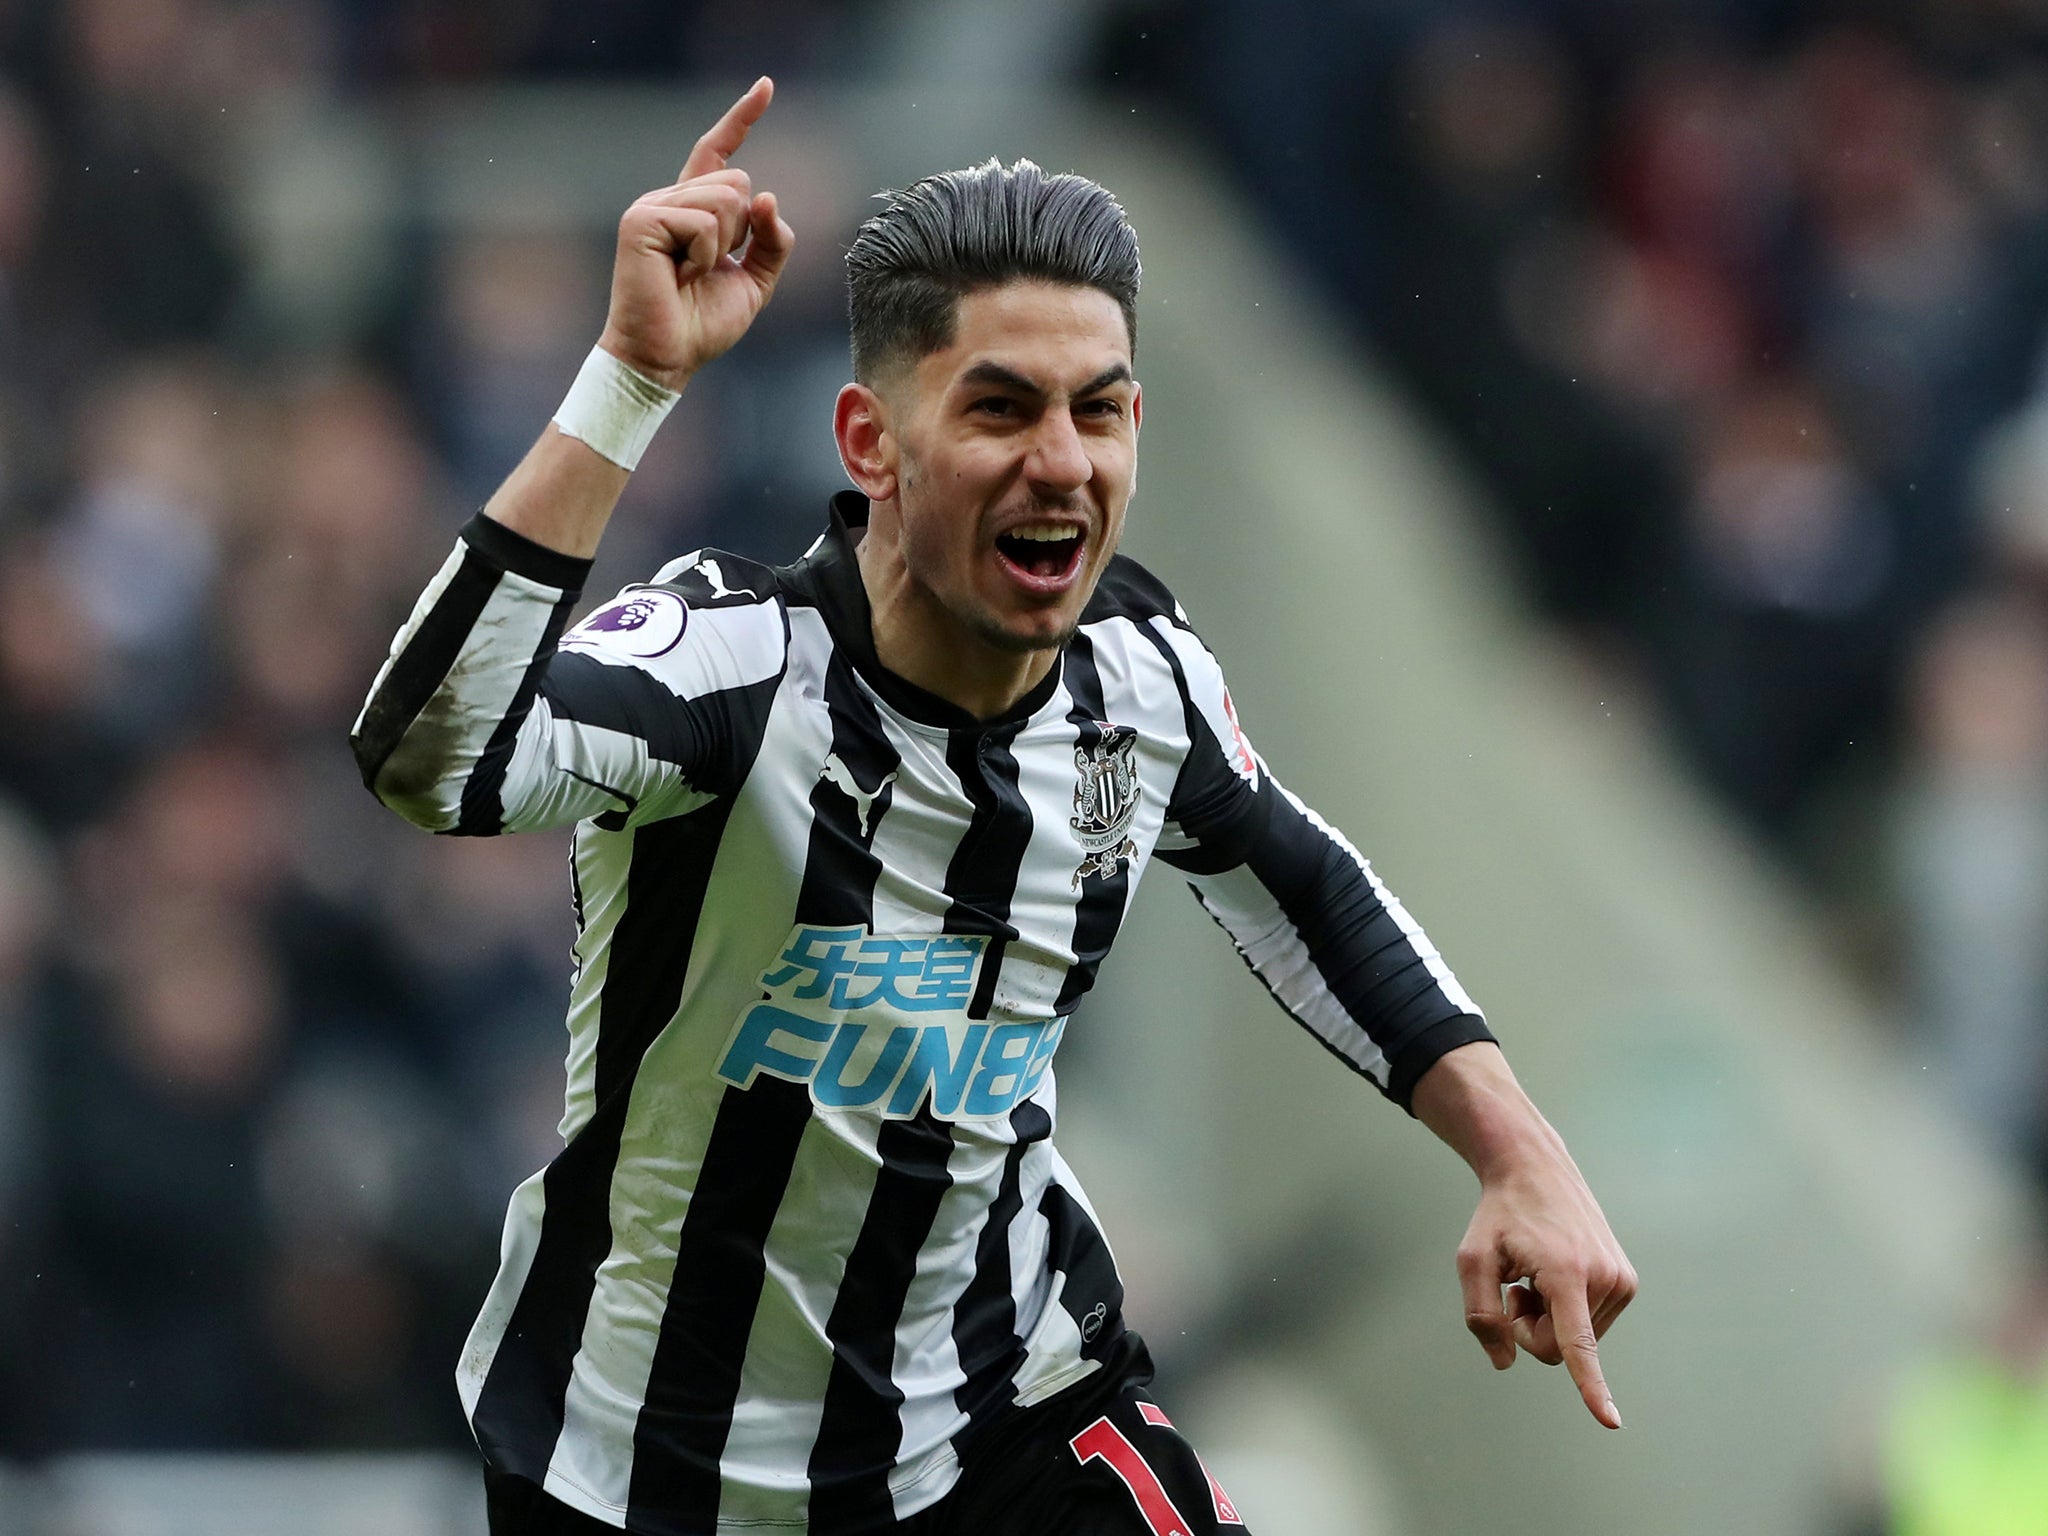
top-left (488, 75), bottom-right (796, 560)
top-left (351, 81), bottom-right (796, 833)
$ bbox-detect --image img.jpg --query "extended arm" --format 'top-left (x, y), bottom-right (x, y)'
top-left (1153, 614), bottom-right (1636, 1425)
top-left (1412, 1040), bottom-right (1637, 1428)
top-left (1151, 616), bottom-right (1488, 1104)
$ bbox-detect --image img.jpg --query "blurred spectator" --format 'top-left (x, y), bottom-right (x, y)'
top-left (224, 366), bottom-right (452, 745)
top-left (1785, 29), bottom-right (2022, 609)
top-left (1367, 18), bottom-right (1679, 636)
top-left (425, 226), bottom-right (607, 507)
top-left (48, 356), bottom-right (232, 739)
top-left (0, 801), bottom-right (56, 1450)
top-left (37, 897), bottom-right (282, 1445)
top-left (1977, 373), bottom-right (2048, 599)
top-left (0, 84), bottom-right (66, 517)
top-left (1653, 372), bottom-right (1903, 840)
top-left (1883, 350), bottom-right (2048, 1180)
top-left (29, 0), bottom-right (247, 356)
top-left (1881, 1251), bottom-right (2048, 1534)
top-left (0, 535), bottom-right (134, 832)
top-left (256, 1047), bottom-right (490, 1448)
top-left (1893, 591), bottom-right (2048, 1170)
top-left (75, 735), bottom-right (443, 1075)
top-left (0, 801), bottom-right (53, 1220)
top-left (386, 830), bottom-right (578, 1192)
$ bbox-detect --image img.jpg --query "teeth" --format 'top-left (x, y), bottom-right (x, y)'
top-left (1008, 525), bottom-right (1080, 542)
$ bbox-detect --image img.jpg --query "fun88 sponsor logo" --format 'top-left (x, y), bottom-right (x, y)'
top-left (714, 925), bottom-right (1065, 1121)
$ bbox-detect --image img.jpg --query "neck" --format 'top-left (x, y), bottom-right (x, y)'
top-left (855, 532), bottom-right (1058, 723)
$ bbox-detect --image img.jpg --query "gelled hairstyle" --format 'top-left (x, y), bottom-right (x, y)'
top-left (844, 157), bottom-right (1141, 384)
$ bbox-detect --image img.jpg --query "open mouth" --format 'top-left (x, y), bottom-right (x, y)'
top-left (994, 525), bottom-right (1086, 585)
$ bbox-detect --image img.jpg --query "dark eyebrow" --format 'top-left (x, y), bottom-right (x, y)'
top-left (1076, 363), bottom-right (1135, 396)
top-left (959, 361), bottom-right (1040, 397)
top-left (958, 361), bottom-right (1134, 400)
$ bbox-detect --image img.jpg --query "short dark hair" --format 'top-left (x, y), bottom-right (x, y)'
top-left (844, 158), bottom-right (1141, 383)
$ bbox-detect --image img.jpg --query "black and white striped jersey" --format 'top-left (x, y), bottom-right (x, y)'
top-left (352, 491), bottom-right (1490, 1534)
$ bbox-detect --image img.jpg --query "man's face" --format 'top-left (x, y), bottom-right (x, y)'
top-left (879, 281), bottom-right (1140, 655)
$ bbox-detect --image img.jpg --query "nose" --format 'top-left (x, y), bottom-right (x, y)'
top-left (1024, 407), bottom-right (1092, 496)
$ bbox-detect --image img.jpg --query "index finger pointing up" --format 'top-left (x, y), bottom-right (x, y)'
top-left (681, 77), bottom-right (774, 182)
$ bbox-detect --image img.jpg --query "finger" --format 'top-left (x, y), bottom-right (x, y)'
top-left (1542, 1278), bottom-right (1622, 1429)
top-left (1508, 1281), bottom-right (1561, 1364)
top-left (640, 184), bottom-right (753, 269)
top-left (1456, 1241), bottom-right (1515, 1371)
top-left (638, 168), bottom-right (753, 206)
top-left (680, 76), bottom-right (773, 182)
top-left (1508, 1278), bottom-right (1558, 1360)
top-left (1590, 1260), bottom-right (1640, 1337)
top-left (740, 191), bottom-right (795, 292)
top-left (623, 205), bottom-right (721, 277)
top-left (1507, 1279), bottom-right (1546, 1325)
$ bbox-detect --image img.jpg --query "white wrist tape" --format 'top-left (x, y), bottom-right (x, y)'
top-left (552, 346), bottom-right (680, 471)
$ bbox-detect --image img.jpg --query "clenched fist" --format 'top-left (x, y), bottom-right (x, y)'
top-left (597, 77), bottom-right (796, 393)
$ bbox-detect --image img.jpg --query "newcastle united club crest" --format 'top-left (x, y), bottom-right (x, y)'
top-left (1070, 723), bottom-right (1141, 887)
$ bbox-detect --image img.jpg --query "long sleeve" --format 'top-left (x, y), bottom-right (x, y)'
top-left (351, 514), bottom-right (786, 835)
top-left (1147, 617), bottom-right (1492, 1111)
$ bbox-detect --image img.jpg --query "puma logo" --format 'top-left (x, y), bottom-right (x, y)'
top-left (820, 753), bottom-right (896, 838)
top-left (695, 558), bottom-right (757, 602)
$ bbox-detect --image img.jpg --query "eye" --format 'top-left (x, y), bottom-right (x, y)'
top-left (971, 396), bottom-right (1017, 417)
top-left (1079, 398), bottom-right (1124, 417)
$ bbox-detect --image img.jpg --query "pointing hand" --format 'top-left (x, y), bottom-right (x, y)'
top-left (597, 76), bottom-right (797, 391)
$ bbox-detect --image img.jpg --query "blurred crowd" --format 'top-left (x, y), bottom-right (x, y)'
top-left (1104, 0), bottom-right (2048, 1191)
top-left (0, 0), bottom-right (876, 1454)
top-left (1102, 7), bottom-right (2048, 1526)
top-left (5, 0), bottom-right (2048, 1508)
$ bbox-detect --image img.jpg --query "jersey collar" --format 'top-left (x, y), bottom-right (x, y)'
top-left (779, 491), bottom-right (1067, 733)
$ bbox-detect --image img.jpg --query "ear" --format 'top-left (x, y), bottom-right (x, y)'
top-left (834, 382), bottom-right (897, 502)
top-left (1131, 381), bottom-right (1142, 433)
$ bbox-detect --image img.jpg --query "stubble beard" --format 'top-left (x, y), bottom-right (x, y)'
top-left (899, 460), bottom-right (1092, 658)
top-left (958, 601), bottom-right (1081, 657)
